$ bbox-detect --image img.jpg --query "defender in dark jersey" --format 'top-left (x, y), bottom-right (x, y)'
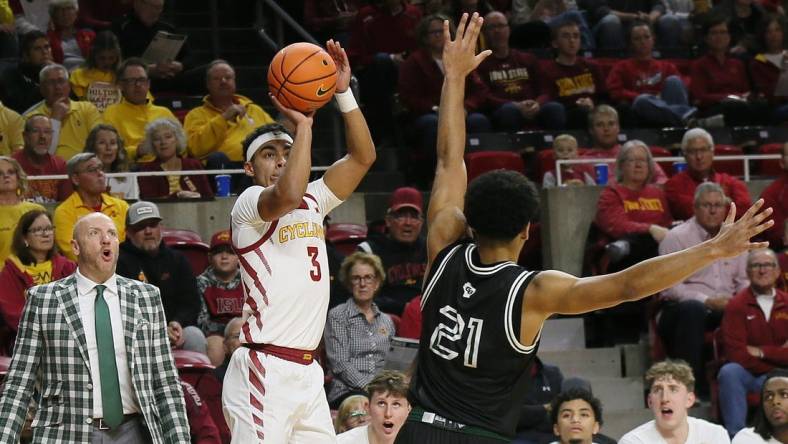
top-left (394, 13), bottom-right (774, 444)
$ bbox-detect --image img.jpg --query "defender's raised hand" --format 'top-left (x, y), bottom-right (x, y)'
top-left (709, 199), bottom-right (773, 258)
top-left (326, 39), bottom-right (351, 93)
top-left (442, 12), bottom-right (491, 79)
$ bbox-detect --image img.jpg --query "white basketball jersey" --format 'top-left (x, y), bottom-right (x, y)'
top-left (231, 179), bottom-right (342, 350)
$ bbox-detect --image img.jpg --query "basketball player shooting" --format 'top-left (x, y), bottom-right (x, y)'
top-left (394, 13), bottom-right (774, 444)
top-left (222, 39), bottom-right (376, 443)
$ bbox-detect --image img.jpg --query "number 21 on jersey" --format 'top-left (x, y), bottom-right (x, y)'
top-left (429, 305), bottom-right (484, 368)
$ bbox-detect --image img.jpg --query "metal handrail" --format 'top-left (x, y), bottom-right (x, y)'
top-left (258, 0), bottom-right (319, 49)
top-left (555, 154), bottom-right (782, 186)
top-left (25, 166), bottom-right (330, 181)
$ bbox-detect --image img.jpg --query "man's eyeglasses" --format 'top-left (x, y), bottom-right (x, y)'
top-left (78, 165), bottom-right (103, 175)
top-left (749, 262), bottom-right (777, 270)
top-left (350, 274), bottom-right (376, 285)
top-left (120, 77), bottom-right (149, 86)
top-left (28, 226), bottom-right (54, 236)
top-left (697, 202), bottom-right (726, 210)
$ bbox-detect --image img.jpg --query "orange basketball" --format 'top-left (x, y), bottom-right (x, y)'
top-left (267, 42), bottom-right (338, 114)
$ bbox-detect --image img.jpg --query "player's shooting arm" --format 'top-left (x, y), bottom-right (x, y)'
top-left (426, 13), bottom-right (491, 268)
top-left (518, 201), bottom-right (773, 345)
top-left (322, 40), bottom-right (376, 201)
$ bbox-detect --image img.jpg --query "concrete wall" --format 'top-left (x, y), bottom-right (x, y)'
top-left (541, 180), bottom-right (772, 276)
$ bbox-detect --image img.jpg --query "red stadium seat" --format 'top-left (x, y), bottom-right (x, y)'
top-left (465, 151), bottom-right (525, 183)
top-left (757, 143), bottom-right (783, 177)
top-left (713, 145), bottom-right (744, 177)
top-left (174, 350), bottom-right (230, 443)
top-left (326, 223), bottom-right (368, 256)
top-left (389, 314), bottom-right (401, 335)
top-left (161, 228), bottom-right (210, 275)
top-left (648, 146), bottom-right (673, 177)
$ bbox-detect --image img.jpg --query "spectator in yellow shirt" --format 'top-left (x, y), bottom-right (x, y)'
top-left (0, 101), bottom-right (23, 155)
top-left (184, 60), bottom-right (274, 166)
top-left (23, 64), bottom-right (102, 161)
top-left (104, 57), bottom-right (177, 162)
top-left (53, 152), bottom-right (128, 260)
top-left (0, 156), bottom-right (45, 263)
top-left (69, 31), bottom-right (122, 108)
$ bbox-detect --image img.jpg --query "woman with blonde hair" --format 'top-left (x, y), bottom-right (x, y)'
top-left (334, 394), bottom-right (371, 434)
top-left (0, 156), bottom-right (44, 263)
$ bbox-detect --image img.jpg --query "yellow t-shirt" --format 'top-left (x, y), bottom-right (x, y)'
top-left (53, 192), bottom-right (128, 261)
top-left (0, 0), bottom-right (12, 25)
top-left (0, 103), bottom-right (24, 156)
top-left (0, 201), bottom-right (46, 264)
top-left (69, 67), bottom-right (116, 100)
top-left (18, 257), bottom-right (54, 286)
top-left (104, 98), bottom-right (178, 161)
top-left (24, 100), bottom-right (103, 161)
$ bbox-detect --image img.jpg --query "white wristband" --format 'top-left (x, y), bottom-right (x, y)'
top-left (335, 89), bottom-right (358, 113)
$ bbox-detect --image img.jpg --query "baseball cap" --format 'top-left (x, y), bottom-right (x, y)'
top-left (127, 201), bottom-right (162, 226)
top-left (210, 229), bottom-right (232, 252)
top-left (388, 187), bottom-right (423, 215)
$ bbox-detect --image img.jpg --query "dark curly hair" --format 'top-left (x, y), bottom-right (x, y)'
top-left (464, 170), bottom-right (539, 241)
top-left (550, 387), bottom-right (604, 427)
top-left (242, 123), bottom-right (292, 162)
top-left (754, 368), bottom-right (788, 440)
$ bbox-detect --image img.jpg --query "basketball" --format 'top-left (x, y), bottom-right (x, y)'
top-left (267, 42), bottom-right (338, 114)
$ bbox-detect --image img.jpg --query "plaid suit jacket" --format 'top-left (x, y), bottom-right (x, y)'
top-left (0, 274), bottom-right (191, 443)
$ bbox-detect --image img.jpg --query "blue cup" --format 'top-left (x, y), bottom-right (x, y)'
top-left (215, 175), bottom-right (231, 197)
top-left (594, 163), bottom-right (608, 185)
top-left (673, 161), bottom-right (688, 174)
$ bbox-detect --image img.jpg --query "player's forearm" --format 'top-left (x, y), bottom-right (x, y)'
top-left (436, 75), bottom-right (467, 167)
top-left (272, 122), bottom-right (312, 204)
top-left (341, 108), bottom-right (376, 168)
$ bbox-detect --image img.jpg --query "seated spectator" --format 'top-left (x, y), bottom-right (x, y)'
top-left (0, 1), bottom-right (15, 58)
top-left (213, 316), bottom-right (242, 383)
top-left (548, 388), bottom-right (605, 444)
top-left (781, 221), bottom-right (788, 293)
top-left (180, 380), bottom-right (221, 444)
top-left (69, 31), bottom-right (123, 110)
top-left (46, 0), bottom-right (94, 71)
top-left (478, 11), bottom-right (564, 131)
top-left (303, 0), bottom-right (360, 45)
top-left (719, 248), bottom-right (788, 437)
top-left (512, 357), bottom-right (565, 443)
top-left (657, 183), bottom-right (750, 398)
top-left (538, 19), bottom-right (605, 129)
top-left (76, 0), bottom-right (133, 31)
top-left (184, 60), bottom-right (275, 173)
top-left (11, 114), bottom-right (71, 203)
top-left (732, 369), bottom-right (788, 443)
top-left (0, 210), bottom-right (75, 334)
top-left (588, 0), bottom-right (683, 50)
top-left (759, 142), bottom-right (787, 251)
top-left (446, 0), bottom-right (494, 30)
top-left (111, 0), bottom-right (195, 93)
top-left (0, 30), bottom-right (52, 113)
top-left (583, 104), bottom-right (668, 184)
top-left (358, 187), bottom-right (427, 315)
top-left (325, 252), bottom-right (396, 408)
top-left (508, 0), bottom-right (595, 50)
top-left (664, 128), bottom-right (751, 221)
top-left (24, 63), bottom-right (101, 161)
top-left (749, 16), bottom-right (788, 125)
top-left (53, 152), bottom-right (128, 260)
top-left (337, 370), bottom-right (411, 444)
top-left (348, 0), bottom-right (422, 142)
top-left (197, 229), bottom-right (242, 366)
top-left (10, 0), bottom-right (48, 34)
top-left (0, 101), bottom-right (23, 155)
top-left (691, 16), bottom-right (761, 127)
top-left (116, 200), bottom-right (207, 354)
top-left (83, 124), bottom-right (139, 200)
top-left (619, 360), bottom-right (731, 443)
top-left (335, 394), bottom-right (371, 434)
top-left (137, 118), bottom-right (213, 200)
top-left (595, 140), bottom-right (672, 270)
top-left (606, 21), bottom-right (695, 128)
top-left (104, 58), bottom-right (178, 161)
top-left (712, 0), bottom-right (764, 54)
top-left (0, 156), bottom-right (44, 263)
top-left (398, 14), bottom-right (490, 185)
top-left (543, 134), bottom-right (596, 188)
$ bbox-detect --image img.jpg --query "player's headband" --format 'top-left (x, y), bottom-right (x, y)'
top-left (246, 131), bottom-right (294, 163)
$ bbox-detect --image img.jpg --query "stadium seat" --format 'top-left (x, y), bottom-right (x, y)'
top-left (389, 314), bottom-right (401, 335)
top-left (161, 228), bottom-right (210, 275)
top-left (714, 145), bottom-right (744, 177)
top-left (174, 350), bottom-right (230, 443)
top-left (465, 151), bottom-right (525, 182)
top-left (326, 223), bottom-right (368, 256)
top-left (648, 146), bottom-right (673, 177)
top-left (757, 143), bottom-right (783, 177)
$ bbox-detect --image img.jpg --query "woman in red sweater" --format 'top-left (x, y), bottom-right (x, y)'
top-left (137, 118), bottom-right (214, 200)
top-left (749, 15), bottom-right (788, 124)
top-left (47, 0), bottom-right (95, 71)
top-left (594, 139), bottom-right (673, 271)
top-left (0, 210), bottom-right (76, 336)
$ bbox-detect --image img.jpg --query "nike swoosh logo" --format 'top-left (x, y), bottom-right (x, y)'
top-left (316, 85), bottom-right (331, 97)
top-left (747, 315), bottom-right (756, 320)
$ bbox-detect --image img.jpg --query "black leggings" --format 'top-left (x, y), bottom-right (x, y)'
top-left (395, 420), bottom-right (509, 444)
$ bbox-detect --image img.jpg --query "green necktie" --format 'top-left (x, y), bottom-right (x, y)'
top-left (94, 284), bottom-right (124, 429)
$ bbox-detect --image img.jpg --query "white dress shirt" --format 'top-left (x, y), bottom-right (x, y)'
top-left (75, 269), bottom-right (139, 417)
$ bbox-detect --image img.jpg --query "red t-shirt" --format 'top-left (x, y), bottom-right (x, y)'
top-left (11, 150), bottom-right (71, 202)
top-left (690, 54), bottom-right (751, 108)
top-left (606, 58), bottom-right (681, 103)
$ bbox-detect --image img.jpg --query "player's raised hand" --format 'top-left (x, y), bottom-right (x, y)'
top-left (326, 39), bottom-right (351, 93)
top-left (709, 199), bottom-right (773, 258)
top-left (442, 12), bottom-right (491, 79)
top-left (269, 93), bottom-right (314, 127)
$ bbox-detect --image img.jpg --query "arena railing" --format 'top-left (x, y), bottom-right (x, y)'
top-left (25, 166), bottom-right (330, 182)
top-left (555, 154), bottom-right (782, 186)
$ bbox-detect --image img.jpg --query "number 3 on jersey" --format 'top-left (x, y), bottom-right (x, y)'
top-left (429, 305), bottom-right (484, 368)
top-left (307, 246), bottom-right (321, 281)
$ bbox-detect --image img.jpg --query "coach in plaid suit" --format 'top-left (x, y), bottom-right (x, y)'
top-left (0, 213), bottom-right (190, 443)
